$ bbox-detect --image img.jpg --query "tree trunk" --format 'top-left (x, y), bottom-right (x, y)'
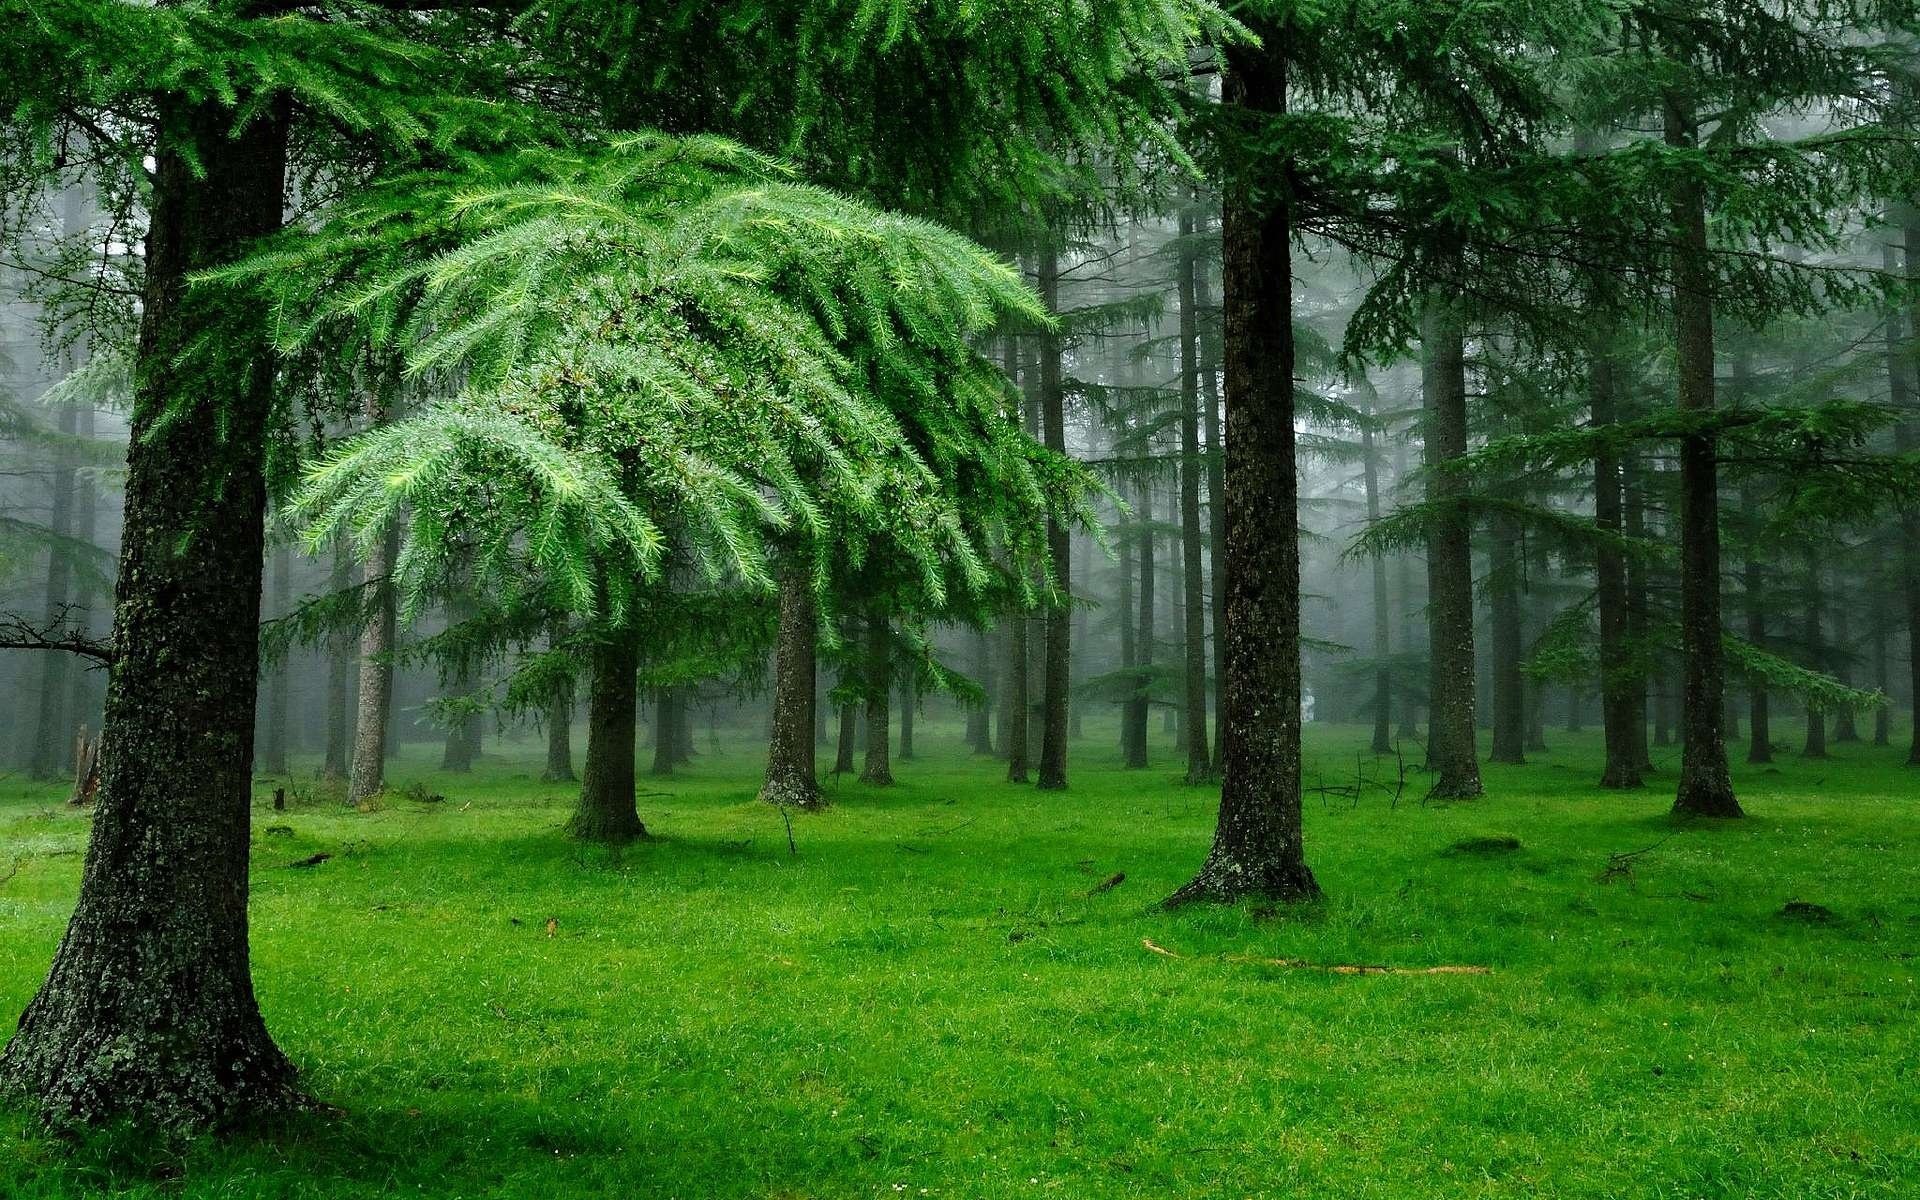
top-left (1393, 439), bottom-right (1422, 740)
top-left (260, 544), bottom-right (291, 775)
top-left (26, 400), bottom-right (78, 779)
top-left (1421, 296), bottom-right (1483, 799)
top-left (860, 612), bottom-right (893, 785)
top-left (650, 688), bottom-right (679, 777)
top-left (543, 619), bottom-right (576, 783)
top-left (1665, 92), bottom-right (1741, 817)
top-left (1487, 510), bottom-right (1527, 765)
top-left (1196, 235), bottom-right (1229, 774)
top-left (1361, 402), bottom-right (1393, 754)
top-left (1176, 205), bottom-right (1213, 781)
top-left (759, 563), bottom-right (821, 807)
top-left (1004, 608), bottom-right (1030, 781)
top-left (1802, 556), bottom-right (1828, 759)
top-left (898, 679), bottom-right (915, 760)
top-left (1126, 479), bottom-right (1155, 768)
top-left (0, 94), bottom-right (303, 1127)
top-left (348, 385), bottom-right (401, 807)
top-left (1036, 247), bottom-right (1071, 790)
top-left (573, 626), bottom-right (647, 842)
top-left (834, 693), bottom-right (858, 776)
top-left (1900, 222), bottom-right (1920, 766)
top-left (1590, 332), bottom-right (1644, 785)
top-left (1167, 35), bottom-right (1319, 906)
top-left (1624, 455), bottom-right (1656, 773)
top-left (322, 543), bottom-right (354, 780)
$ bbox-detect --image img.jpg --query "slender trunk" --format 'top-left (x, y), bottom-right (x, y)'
top-left (1488, 511), bottom-right (1527, 765)
top-left (348, 386), bottom-right (400, 806)
top-left (573, 625), bottom-right (646, 842)
top-left (650, 689), bottom-right (679, 777)
top-left (860, 612), bottom-right (893, 785)
top-left (543, 619), bottom-right (576, 783)
top-left (65, 402), bottom-right (101, 740)
top-left (1393, 439), bottom-right (1422, 740)
top-left (322, 544), bottom-right (353, 779)
top-left (26, 402), bottom-right (78, 779)
top-left (1592, 332), bottom-right (1643, 785)
top-left (1624, 456), bottom-right (1655, 773)
top-left (1168, 35), bottom-right (1319, 906)
top-left (1900, 222), bottom-right (1920, 766)
top-left (1832, 595), bottom-right (1859, 742)
top-left (1361, 404), bottom-right (1393, 754)
top-left (0, 93), bottom-right (302, 1126)
top-left (1421, 297), bottom-right (1483, 798)
top-left (1176, 206), bottom-right (1213, 781)
top-left (966, 629), bottom-right (992, 753)
top-left (1115, 483), bottom-right (1138, 758)
top-left (760, 565), bottom-right (821, 807)
top-left (1126, 481), bottom-right (1155, 767)
top-left (834, 694), bottom-right (857, 775)
top-left (1802, 556), bottom-right (1828, 758)
top-left (898, 680), bottom-right (915, 759)
top-left (1665, 93), bottom-right (1741, 816)
top-left (1035, 248), bottom-right (1071, 789)
top-left (1004, 610), bottom-right (1030, 781)
top-left (1197, 239), bottom-right (1228, 773)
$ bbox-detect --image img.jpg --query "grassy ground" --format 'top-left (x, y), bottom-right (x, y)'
top-left (2, 718), bottom-right (1918, 1198)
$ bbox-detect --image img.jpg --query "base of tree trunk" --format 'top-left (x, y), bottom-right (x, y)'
top-left (1597, 760), bottom-right (1644, 789)
top-left (1163, 851), bottom-right (1320, 908)
top-left (859, 762), bottom-right (894, 786)
top-left (565, 806), bottom-right (649, 843)
top-left (0, 993), bottom-right (308, 1130)
top-left (1425, 769), bottom-right (1483, 801)
top-left (542, 766), bottom-right (578, 784)
top-left (758, 774), bottom-right (825, 810)
top-left (1672, 771), bottom-right (1743, 819)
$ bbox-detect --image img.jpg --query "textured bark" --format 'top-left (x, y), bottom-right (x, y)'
top-left (322, 544), bottom-right (354, 780)
top-left (1592, 335), bottom-right (1644, 786)
top-left (26, 402), bottom-right (78, 779)
top-left (1036, 247), bottom-right (1070, 790)
top-left (860, 612), bottom-right (893, 785)
top-left (348, 483), bottom-right (399, 805)
top-left (0, 94), bottom-right (303, 1127)
top-left (1176, 206), bottom-right (1213, 782)
top-left (1420, 298), bottom-right (1483, 799)
top-left (1664, 93), bottom-right (1742, 817)
top-left (1361, 405), bottom-right (1393, 754)
top-left (573, 628), bottom-right (647, 842)
top-left (759, 564), bottom-right (821, 808)
top-left (1487, 510), bottom-right (1527, 765)
top-left (1167, 35), bottom-right (1319, 907)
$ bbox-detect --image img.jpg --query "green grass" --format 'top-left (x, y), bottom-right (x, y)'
top-left (3, 720), bottom-right (1918, 1198)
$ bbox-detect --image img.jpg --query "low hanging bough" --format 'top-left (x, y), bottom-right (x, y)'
top-left (1141, 938), bottom-right (1490, 976)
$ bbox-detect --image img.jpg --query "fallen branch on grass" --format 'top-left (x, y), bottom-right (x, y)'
top-left (1141, 937), bottom-right (1490, 976)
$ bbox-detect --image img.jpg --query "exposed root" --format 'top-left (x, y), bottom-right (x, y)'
top-left (1142, 937), bottom-right (1490, 976)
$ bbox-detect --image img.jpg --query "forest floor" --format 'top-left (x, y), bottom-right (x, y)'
top-left (2, 721), bottom-right (1917, 1198)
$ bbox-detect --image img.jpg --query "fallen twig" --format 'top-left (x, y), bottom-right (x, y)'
top-left (1142, 937), bottom-right (1489, 976)
top-left (1086, 871), bottom-right (1127, 896)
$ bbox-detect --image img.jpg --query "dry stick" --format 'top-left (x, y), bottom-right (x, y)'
top-left (1142, 937), bottom-right (1490, 976)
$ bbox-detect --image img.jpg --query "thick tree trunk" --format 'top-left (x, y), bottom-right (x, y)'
top-left (1361, 404), bottom-right (1393, 754)
top-left (0, 95), bottom-right (303, 1127)
top-left (1488, 511), bottom-right (1527, 765)
top-left (573, 627), bottom-right (647, 842)
top-left (322, 544), bottom-right (354, 780)
top-left (1592, 334), bottom-right (1644, 786)
top-left (1168, 36), bottom-right (1319, 906)
top-left (1665, 93), bottom-right (1741, 817)
top-left (759, 564), bottom-right (821, 807)
top-left (860, 612), bottom-right (893, 785)
top-left (1421, 297), bottom-right (1483, 799)
top-left (1036, 247), bottom-right (1071, 789)
top-left (1176, 206), bottom-right (1213, 781)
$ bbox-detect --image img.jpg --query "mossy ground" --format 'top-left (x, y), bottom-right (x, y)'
top-left (3, 719), bottom-right (1917, 1197)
